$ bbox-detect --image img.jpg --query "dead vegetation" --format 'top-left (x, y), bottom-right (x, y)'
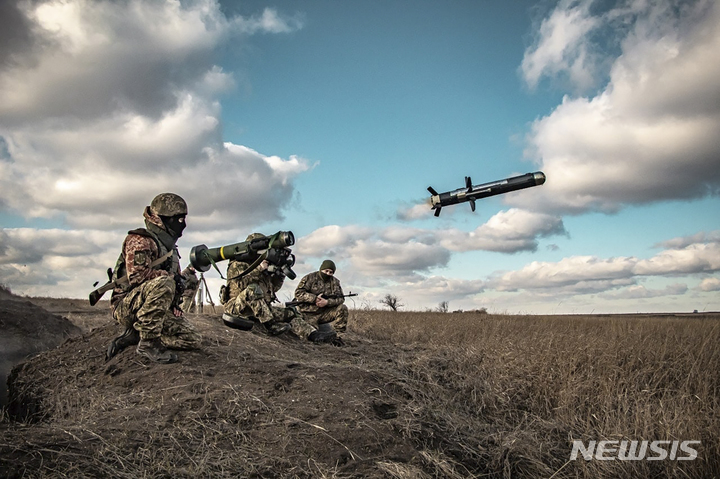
top-left (1, 297), bottom-right (719, 478)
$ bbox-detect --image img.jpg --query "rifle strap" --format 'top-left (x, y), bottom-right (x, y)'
top-left (112, 250), bottom-right (174, 288)
top-left (225, 251), bottom-right (268, 283)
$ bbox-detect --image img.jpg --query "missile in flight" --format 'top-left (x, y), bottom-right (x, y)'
top-left (428, 171), bottom-right (546, 217)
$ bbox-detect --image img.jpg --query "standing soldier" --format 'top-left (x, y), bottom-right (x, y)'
top-left (180, 265), bottom-right (200, 313)
top-left (293, 259), bottom-right (349, 333)
top-left (105, 193), bottom-right (202, 363)
top-left (222, 233), bottom-right (336, 343)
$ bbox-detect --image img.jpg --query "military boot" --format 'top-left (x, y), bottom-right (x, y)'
top-left (221, 313), bottom-right (255, 331)
top-left (308, 329), bottom-right (337, 343)
top-left (106, 327), bottom-right (140, 361)
top-left (265, 320), bottom-right (291, 336)
top-left (317, 322), bottom-right (334, 332)
top-left (136, 338), bottom-right (178, 364)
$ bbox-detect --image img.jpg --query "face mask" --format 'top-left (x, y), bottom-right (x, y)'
top-left (320, 272), bottom-right (332, 281)
top-left (161, 214), bottom-right (187, 238)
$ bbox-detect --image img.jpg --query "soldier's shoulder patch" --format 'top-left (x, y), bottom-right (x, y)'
top-left (134, 251), bottom-right (148, 266)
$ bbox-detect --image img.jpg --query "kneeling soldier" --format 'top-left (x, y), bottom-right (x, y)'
top-left (106, 193), bottom-right (202, 363)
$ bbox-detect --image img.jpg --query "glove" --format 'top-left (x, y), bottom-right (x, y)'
top-left (174, 274), bottom-right (186, 297)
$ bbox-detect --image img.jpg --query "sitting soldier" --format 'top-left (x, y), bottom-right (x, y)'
top-left (293, 259), bottom-right (349, 333)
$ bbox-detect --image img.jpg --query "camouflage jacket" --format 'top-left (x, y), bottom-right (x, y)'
top-left (226, 259), bottom-right (284, 304)
top-left (293, 271), bottom-right (344, 313)
top-left (110, 208), bottom-right (180, 309)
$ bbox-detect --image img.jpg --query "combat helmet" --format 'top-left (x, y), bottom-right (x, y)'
top-left (150, 193), bottom-right (188, 217)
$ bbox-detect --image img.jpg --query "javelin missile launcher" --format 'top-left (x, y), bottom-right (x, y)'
top-left (428, 171), bottom-right (546, 216)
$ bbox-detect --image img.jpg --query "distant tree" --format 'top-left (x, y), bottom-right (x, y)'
top-left (380, 294), bottom-right (403, 312)
top-left (436, 301), bottom-right (449, 313)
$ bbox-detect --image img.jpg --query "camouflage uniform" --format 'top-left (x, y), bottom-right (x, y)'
top-left (110, 206), bottom-right (201, 350)
top-left (294, 270), bottom-right (349, 332)
top-left (180, 266), bottom-right (200, 313)
top-left (223, 258), bottom-right (318, 339)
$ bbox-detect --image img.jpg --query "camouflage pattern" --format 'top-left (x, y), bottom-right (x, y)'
top-left (223, 259), bottom-right (284, 321)
top-left (109, 194), bottom-right (200, 350)
top-left (112, 275), bottom-right (201, 349)
top-left (180, 266), bottom-right (200, 313)
top-left (150, 192), bottom-right (188, 216)
top-left (224, 258), bottom-right (318, 339)
top-left (294, 271), bottom-right (349, 331)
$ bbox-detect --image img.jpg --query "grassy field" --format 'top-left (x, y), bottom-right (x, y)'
top-left (350, 309), bottom-right (720, 478)
top-left (2, 292), bottom-right (718, 477)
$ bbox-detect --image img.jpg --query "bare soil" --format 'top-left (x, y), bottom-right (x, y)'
top-left (0, 293), bottom-right (431, 478)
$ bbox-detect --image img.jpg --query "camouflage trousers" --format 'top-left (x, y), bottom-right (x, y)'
top-left (113, 275), bottom-right (202, 350)
top-left (180, 293), bottom-right (196, 313)
top-left (225, 288), bottom-right (317, 340)
top-left (300, 304), bottom-right (349, 332)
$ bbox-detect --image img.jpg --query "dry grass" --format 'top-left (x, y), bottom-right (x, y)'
top-left (351, 309), bottom-right (720, 478)
top-left (2, 301), bottom-right (719, 478)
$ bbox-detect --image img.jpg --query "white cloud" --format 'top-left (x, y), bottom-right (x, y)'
top-left (0, 0), bottom-right (308, 231)
top-left (516, 0), bottom-right (720, 214)
top-left (295, 225), bottom-right (375, 258)
top-left (521, 0), bottom-right (600, 92)
top-left (635, 243), bottom-right (720, 275)
top-left (294, 211), bottom-right (566, 281)
top-left (599, 283), bottom-right (688, 300)
top-left (440, 209), bottom-right (566, 253)
top-left (0, 227), bottom-right (121, 297)
top-left (487, 231), bottom-right (720, 294)
top-left (697, 277), bottom-right (720, 292)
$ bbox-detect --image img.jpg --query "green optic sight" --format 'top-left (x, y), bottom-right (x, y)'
top-left (190, 231), bottom-right (296, 279)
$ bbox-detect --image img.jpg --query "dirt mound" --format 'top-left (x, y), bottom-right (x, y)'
top-left (0, 289), bottom-right (81, 409)
top-left (1, 307), bottom-right (434, 478)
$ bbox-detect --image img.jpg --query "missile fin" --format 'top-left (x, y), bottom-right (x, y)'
top-left (428, 186), bottom-right (439, 196)
top-left (465, 176), bottom-right (472, 191)
top-left (434, 206), bottom-right (441, 217)
top-left (469, 198), bottom-right (476, 212)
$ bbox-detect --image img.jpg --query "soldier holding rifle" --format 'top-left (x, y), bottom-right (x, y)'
top-left (104, 193), bottom-right (201, 363)
top-left (293, 260), bottom-right (350, 333)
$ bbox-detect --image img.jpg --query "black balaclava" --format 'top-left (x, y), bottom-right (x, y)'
top-left (160, 214), bottom-right (187, 239)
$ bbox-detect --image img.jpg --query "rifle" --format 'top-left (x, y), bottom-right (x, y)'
top-left (285, 293), bottom-right (358, 308)
top-left (89, 250), bottom-right (173, 306)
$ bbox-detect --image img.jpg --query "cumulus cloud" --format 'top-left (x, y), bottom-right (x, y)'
top-left (487, 230), bottom-right (720, 294)
top-left (440, 209), bottom-right (566, 253)
top-left (0, 227), bottom-right (122, 297)
top-left (0, 0), bottom-right (306, 231)
top-left (521, 0), bottom-right (600, 92)
top-left (516, 0), bottom-right (720, 214)
top-left (697, 277), bottom-right (720, 292)
top-left (294, 210), bottom-right (566, 281)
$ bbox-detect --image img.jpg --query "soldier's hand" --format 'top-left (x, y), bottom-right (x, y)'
top-left (258, 260), bottom-right (269, 272)
top-left (316, 294), bottom-right (329, 308)
top-left (173, 307), bottom-right (184, 317)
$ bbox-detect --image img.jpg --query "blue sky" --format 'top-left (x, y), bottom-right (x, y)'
top-left (1, 0), bottom-right (719, 313)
